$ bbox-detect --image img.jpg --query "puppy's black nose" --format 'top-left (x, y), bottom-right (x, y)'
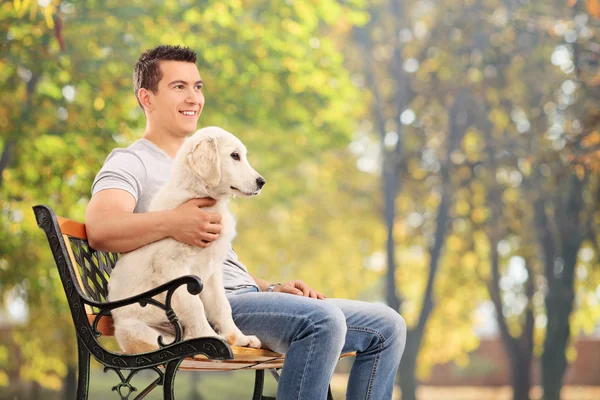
top-left (256, 177), bottom-right (266, 189)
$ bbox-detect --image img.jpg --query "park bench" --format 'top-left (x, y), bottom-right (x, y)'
top-left (33, 205), bottom-right (355, 399)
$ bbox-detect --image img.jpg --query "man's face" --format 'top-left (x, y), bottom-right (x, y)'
top-left (145, 60), bottom-right (205, 136)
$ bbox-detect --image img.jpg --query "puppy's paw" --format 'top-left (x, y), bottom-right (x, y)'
top-left (223, 333), bottom-right (262, 348)
top-left (244, 335), bottom-right (262, 349)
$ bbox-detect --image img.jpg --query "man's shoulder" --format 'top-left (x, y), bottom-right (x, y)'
top-left (104, 140), bottom-right (163, 168)
top-left (102, 146), bottom-right (144, 170)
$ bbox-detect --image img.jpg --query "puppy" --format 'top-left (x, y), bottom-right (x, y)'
top-left (108, 126), bottom-right (264, 353)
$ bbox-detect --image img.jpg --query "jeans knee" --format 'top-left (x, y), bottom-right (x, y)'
top-left (327, 308), bottom-right (348, 341)
top-left (392, 313), bottom-right (407, 350)
top-left (378, 306), bottom-right (407, 347)
top-left (312, 304), bottom-right (347, 349)
top-left (389, 315), bottom-right (407, 364)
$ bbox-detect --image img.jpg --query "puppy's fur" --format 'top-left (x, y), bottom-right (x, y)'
top-left (108, 127), bottom-right (264, 353)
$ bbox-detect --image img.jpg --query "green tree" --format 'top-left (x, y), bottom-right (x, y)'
top-left (1, 0), bottom-right (368, 394)
top-left (341, 1), bottom-right (600, 399)
top-left (535, 2), bottom-right (600, 399)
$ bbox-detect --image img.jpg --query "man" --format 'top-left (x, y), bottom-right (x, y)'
top-left (86, 45), bottom-right (406, 400)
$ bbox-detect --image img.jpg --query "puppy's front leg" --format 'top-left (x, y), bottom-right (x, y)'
top-left (200, 271), bottom-right (261, 348)
top-left (171, 285), bottom-right (218, 340)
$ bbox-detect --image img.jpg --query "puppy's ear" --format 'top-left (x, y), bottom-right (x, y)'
top-left (186, 137), bottom-right (221, 187)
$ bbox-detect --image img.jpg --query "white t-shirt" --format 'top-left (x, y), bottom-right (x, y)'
top-left (91, 138), bottom-right (260, 293)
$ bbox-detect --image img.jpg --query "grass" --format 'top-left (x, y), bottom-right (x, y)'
top-left (3, 362), bottom-right (600, 400)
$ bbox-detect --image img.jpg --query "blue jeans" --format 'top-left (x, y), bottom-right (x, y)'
top-left (227, 288), bottom-right (406, 400)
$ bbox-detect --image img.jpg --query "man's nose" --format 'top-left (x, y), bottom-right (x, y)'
top-left (186, 90), bottom-right (203, 104)
top-left (256, 177), bottom-right (266, 189)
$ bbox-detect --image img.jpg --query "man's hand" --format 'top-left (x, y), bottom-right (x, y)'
top-left (168, 198), bottom-right (222, 248)
top-left (273, 280), bottom-right (327, 300)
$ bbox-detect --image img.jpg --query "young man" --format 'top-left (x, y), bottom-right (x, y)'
top-left (85, 45), bottom-right (406, 400)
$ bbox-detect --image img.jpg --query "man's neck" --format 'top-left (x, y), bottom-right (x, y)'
top-left (142, 128), bottom-right (187, 158)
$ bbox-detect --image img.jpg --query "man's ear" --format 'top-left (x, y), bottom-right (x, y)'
top-left (186, 137), bottom-right (221, 187)
top-left (138, 88), bottom-right (154, 111)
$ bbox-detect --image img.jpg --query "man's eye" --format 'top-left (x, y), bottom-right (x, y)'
top-left (231, 152), bottom-right (240, 161)
top-left (195, 85), bottom-right (203, 90)
top-left (175, 85), bottom-right (184, 89)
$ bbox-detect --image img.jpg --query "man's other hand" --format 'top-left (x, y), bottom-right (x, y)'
top-left (168, 198), bottom-right (222, 248)
top-left (274, 280), bottom-right (326, 300)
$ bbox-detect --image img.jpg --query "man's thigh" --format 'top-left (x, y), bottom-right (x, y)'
top-left (325, 298), bottom-right (405, 354)
top-left (227, 292), bottom-right (344, 354)
top-left (227, 293), bottom-right (403, 354)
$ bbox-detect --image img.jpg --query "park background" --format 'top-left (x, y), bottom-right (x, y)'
top-left (1, 0), bottom-right (600, 399)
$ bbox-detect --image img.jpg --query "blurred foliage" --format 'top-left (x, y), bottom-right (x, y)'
top-left (1, 0), bottom-right (600, 398)
top-left (0, 0), bottom-right (374, 392)
top-left (339, 0), bottom-right (600, 398)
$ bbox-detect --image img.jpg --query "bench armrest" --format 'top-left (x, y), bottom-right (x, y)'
top-left (85, 275), bottom-right (203, 347)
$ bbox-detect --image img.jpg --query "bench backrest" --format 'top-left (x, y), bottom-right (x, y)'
top-left (33, 205), bottom-right (120, 314)
top-left (34, 204), bottom-right (213, 367)
top-left (61, 223), bottom-right (119, 308)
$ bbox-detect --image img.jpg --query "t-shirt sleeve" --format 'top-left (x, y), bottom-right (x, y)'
top-left (91, 149), bottom-right (147, 202)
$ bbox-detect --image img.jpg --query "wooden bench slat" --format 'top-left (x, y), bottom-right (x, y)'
top-left (57, 216), bottom-right (87, 239)
top-left (87, 313), bottom-right (356, 370)
top-left (180, 351), bottom-right (356, 371)
top-left (179, 359), bottom-right (284, 371)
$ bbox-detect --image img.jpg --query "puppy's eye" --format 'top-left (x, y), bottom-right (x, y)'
top-left (231, 152), bottom-right (240, 161)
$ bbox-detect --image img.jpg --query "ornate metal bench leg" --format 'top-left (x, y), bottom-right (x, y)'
top-left (76, 337), bottom-right (90, 400)
top-left (252, 369), bottom-right (277, 400)
top-left (162, 359), bottom-right (183, 400)
top-left (134, 376), bottom-right (162, 399)
top-left (252, 369), bottom-right (265, 400)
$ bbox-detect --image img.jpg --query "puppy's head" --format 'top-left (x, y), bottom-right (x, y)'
top-left (183, 127), bottom-right (265, 198)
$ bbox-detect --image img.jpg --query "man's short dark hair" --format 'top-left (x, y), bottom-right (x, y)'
top-left (133, 45), bottom-right (197, 108)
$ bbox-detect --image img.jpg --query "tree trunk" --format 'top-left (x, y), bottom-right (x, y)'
top-left (398, 335), bottom-right (418, 400)
top-left (537, 174), bottom-right (584, 400)
top-left (0, 139), bottom-right (15, 188)
top-left (398, 191), bottom-right (450, 399)
top-left (383, 165), bottom-right (401, 312)
top-left (63, 364), bottom-right (77, 400)
top-left (541, 245), bottom-right (577, 400)
top-left (352, 20), bottom-right (404, 315)
top-left (541, 291), bottom-right (570, 400)
top-left (489, 243), bottom-right (534, 400)
top-left (485, 139), bottom-right (535, 400)
top-left (511, 355), bottom-right (533, 400)
top-left (396, 88), bottom-right (463, 400)
top-left (29, 381), bottom-right (41, 400)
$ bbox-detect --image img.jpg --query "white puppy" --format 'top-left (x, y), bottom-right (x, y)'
top-left (108, 126), bottom-right (264, 353)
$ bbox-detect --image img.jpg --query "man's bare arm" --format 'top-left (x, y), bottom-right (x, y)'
top-left (85, 189), bottom-right (222, 253)
top-left (249, 274), bottom-right (270, 292)
top-left (249, 273), bottom-right (326, 299)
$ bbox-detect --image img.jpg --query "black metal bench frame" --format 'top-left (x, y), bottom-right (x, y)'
top-left (33, 204), bottom-right (339, 399)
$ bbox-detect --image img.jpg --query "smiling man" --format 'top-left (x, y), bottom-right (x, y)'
top-left (85, 45), bottom-right (406, 400)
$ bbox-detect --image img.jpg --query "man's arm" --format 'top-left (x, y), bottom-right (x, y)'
top-left (249, 274), bottom-right (270, 292)
top-left (249, 273), bottom-right (326, 299)
top-left (85, 189), bottom-right (222, 253)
